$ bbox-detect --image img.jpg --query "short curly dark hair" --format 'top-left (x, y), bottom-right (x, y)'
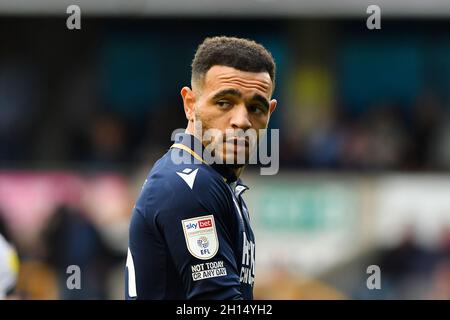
top-left (192, 36), bottom-right (276, 92)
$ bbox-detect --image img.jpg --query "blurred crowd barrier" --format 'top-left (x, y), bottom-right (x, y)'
top-left (0, 170), bottom-right (448, 299)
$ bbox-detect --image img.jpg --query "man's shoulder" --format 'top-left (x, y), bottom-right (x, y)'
top-left (141, 151), bottom-right (228, 208)
top-left (135, 152), bottom-right (231, 226)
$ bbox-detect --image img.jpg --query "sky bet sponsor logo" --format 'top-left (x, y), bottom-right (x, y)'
top-left (186, 218), bottom-right (212, 230)
top-left (186, 222), bottom-right (197, 230)
top-left (182, 215), bottom-right (218, 260)
top-left (199, 219), bottom-right (212, 228)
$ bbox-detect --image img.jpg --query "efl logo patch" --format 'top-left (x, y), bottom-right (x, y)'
top-left (181, 215), bottom-right (218, 260)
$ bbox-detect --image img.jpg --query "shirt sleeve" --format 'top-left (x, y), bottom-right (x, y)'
top-left (151, 176), bottom-right (243, 300)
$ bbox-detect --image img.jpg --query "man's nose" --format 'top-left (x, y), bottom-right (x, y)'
top-left (230, 104), bottom-right (252, 130)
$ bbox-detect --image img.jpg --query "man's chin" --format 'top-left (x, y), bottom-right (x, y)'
top-left (223, 163), bottom-right (246, 169)
top-left (221, 152), bottom-right (250, 167)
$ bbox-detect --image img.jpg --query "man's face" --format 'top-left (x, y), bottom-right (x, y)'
top-left (182, 65), bottom-right (277, 166)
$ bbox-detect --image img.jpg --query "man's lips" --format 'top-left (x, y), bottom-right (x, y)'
top-left (225, 137), bottom-right (249, 147)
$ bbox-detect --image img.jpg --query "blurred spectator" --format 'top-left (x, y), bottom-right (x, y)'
top-left (373, 226), bottom-right (442, 299)
top-left (429, 111), bottom-right (450, 170)
top-left (0, 211), bottom-right (12, 243)
top-left (85, 114), bottom-right (128, 169)
top-left (364, 105), bottom-right (408, 170)
top-left (41, 205), bottom-right (122, 299)
top-left (408, 93), bottom-right (444, 170)
top-left (428, 260), bottom-right (450, 299)
top-left (0, 61), bottom-right (39, 164)
top-left (0, 212), bottom-right (19, 299)
top-left (304, 115), bottom-right (343, 169)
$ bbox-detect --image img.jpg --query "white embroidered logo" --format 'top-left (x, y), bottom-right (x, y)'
top-left (176, 168), bottom-right (199, 190)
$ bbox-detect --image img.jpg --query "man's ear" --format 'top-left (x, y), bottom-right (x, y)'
top-left (180, 86), bottom-right (196, 121)
top-left (269, 99), bottom-right (277, 115)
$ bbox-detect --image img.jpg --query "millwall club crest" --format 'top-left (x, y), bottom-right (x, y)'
top-left (181, 215), bottom-right (219, 260)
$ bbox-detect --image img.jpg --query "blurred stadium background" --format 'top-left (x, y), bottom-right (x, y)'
top-left (1, 0), bottom-right (450, 299)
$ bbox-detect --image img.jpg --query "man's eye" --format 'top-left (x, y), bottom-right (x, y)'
top-left (249, 105), bottom-right (263, 114)
top-left (217, 100), bottom-right (232, 108)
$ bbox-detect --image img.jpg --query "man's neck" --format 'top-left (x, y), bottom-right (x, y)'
top-left (221, 165), bottom-right (244, 181)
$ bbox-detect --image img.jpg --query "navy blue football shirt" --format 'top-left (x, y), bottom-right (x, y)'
top-left (125, 133), bottom-right (255, 300)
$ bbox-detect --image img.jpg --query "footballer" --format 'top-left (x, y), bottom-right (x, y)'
top-left (125, 36), bottom-right (277, 300)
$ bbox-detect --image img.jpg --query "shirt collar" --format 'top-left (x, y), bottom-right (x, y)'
top-left (232, 182), bottom-right (249, 198)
